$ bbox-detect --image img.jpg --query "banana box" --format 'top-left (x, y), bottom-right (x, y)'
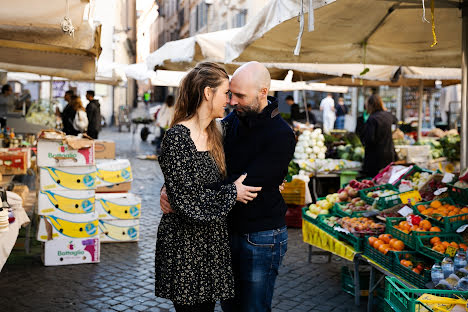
top-left (39, 166), bottom-right (97, 191)
top-left (95, 193), bottom-right (141, 220)
top-left (37, 138), bottom-right (95, 167)
top-left (98, 219), bottom-right (139, 243)
top-left (37, 212), bottom-right (99, 242)
top-left (38, 190), bottom-right (95, 216)
top-left (42, 237), bottom-right (100, 266)
top-left (95, 159), bottom-right (133, 188)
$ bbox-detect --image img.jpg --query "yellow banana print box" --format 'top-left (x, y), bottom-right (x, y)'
top-left (99, 219), bottom-right (139, 243)
top-left (95, 159), bottom-right (133, 187)
top-left (39, 166), bottom-right (97, 191)
top-left (38, 190), bottom-right (95, 216)
top-left (95, 193), bottom-right (141, 220)
top-left (42, 237), bottom-right (100, 266)
top-left (37, 138), bottom-right (95, 167)
top-left (37, 212), bottom-right (99, 242)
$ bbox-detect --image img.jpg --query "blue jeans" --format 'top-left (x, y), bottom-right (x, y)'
top-left (222, 226), bottom-right (288, 312)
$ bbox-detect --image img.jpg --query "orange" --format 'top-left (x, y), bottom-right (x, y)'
top-left (430, 200), bottom-right (442, 209)
top-left (389, 238), bottom-right (399, 246)
top-left (453, 208), bottom-right (461, 214)
top-left (432, 245), bottom-right (445, 253)
top-left (459, 243), bottom-right (468, 250)
top-left (448, 211), bottom-right (457, 217)
top-left (373, 240), bottom-right (384, 250)
top-left (412, 268), bottom-right (421, 274)
top-left (368, 237), bottom-right (378, 246)
top-left (430, 226), bottom-right (441, 232)
top-left (450, 242), bottom-right (459, 249)
top-left (378, 244), bottom-right (390, 255)
top-left (430, 237), bottom-right (441, 245)
top-left (460, 207), bottom-right (468, 214)
top-left (416, 205), bottom-right (426, 213)
top-left (421, 210), bottom-right (430, 215)
top-left (393, 240), bottom-right (405, 251)
top-left (448, 205), bottom-right (456, 211)
top-left (410, 225), bottom-right (419, 232)
top-left (379, 234), bottom-right (392, 244)
top-left (441, 241), bottom-right (450, 248)
top-left (420, 220), bottom-right (432, 231)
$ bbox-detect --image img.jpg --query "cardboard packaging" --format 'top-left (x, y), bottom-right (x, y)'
top-left (95, 193), bottom-right (141, 220)
top-left (39, 166), bottom-right (97, 191)
top-left (42, 237), bottom-right (100, 266)
top-left (98, 219), bottom-right (139, 243)
top-left (37, 212), bottom-right (99, 242)
top-left (0, 149), bottom-right (29, 175)
top-left (95, 141), bottom-right (116, 159)
top-left (96, 182), bottom-right (132, 193)
top-left (38, 190), bottom-right (95, 216)
top-left (37, 135), bottom-right (95, 167)
top-left (95, 159), bottom-right (132, 188)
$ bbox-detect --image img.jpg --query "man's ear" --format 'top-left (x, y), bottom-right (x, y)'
top-left (260, 87), bottom-right (268, 98)
top-left (203, 86), bottom-right (212, 101)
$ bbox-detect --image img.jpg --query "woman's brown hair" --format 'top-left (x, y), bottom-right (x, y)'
top-left (171, 62), bottom-right (229, 176)
top-left (366, 94), bottom-right (385, 115)
top-left (71, 95), bottom-right (85, 112)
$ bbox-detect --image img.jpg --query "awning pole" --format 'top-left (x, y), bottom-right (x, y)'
top-left (417, 80), bottom-right (424, 142)
top-left (460, 2), bottom-right (468, 170)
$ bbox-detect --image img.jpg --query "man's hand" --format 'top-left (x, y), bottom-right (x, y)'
top-left (160, 186), bottom-right (174, 214)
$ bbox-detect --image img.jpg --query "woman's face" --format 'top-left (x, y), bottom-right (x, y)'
top-left (210, 78), bottom-right (230, 119)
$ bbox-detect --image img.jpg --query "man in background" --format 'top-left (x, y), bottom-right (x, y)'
top-left (0, 84), bottom-right (14, 128)
top-left (285, 95), bottom-right (301, 123)
top-left (320, 93), bottom-right (336, 133)
top-left (85, 90), bottom-right (102, 139)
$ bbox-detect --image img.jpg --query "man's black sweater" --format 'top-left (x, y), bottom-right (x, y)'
top-left (223, 97), bottom-right (296, 234)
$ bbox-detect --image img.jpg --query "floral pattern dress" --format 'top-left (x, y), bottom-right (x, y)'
top-left (154, 124), bottom-right (237, 305)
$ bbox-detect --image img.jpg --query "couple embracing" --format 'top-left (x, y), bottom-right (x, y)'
top-left (155, 61), bottom-right (296, 311)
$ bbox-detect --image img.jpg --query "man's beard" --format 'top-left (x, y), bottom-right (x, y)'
top-left (235, 97), bottom-right (260, 117)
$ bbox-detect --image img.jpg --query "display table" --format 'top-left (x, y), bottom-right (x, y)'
top-left (0, 207), bottom-right (30, 271)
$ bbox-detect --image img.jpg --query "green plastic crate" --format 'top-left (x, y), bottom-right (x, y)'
top-left (392, 251), bottom-right (433, 289)
top-left (359, 184), bottom-right (401, 209)
top-left (448, 183), bottom-right (468, 205)
top-left (413, 198), bottom-right (468, 232)
top-left (394, 165), bottom-right (436, 187)
top-left (363, 236), bottom-right (394, 270)
top-left (315, 214), bottom-right (341, 238)
top-left (333, 202), bottom-right (374, 218)
top-left (385, 277), bottom-right (467, 312)
top-left (386, 217), bottom-right (418, 249)
top-left (302, 206), bottom-right (317, 225)
top-left (415, 233), bottom-right (465, 262)
top-left (338, 230), bottom-right (364, 252)
top-left (341, 266), bottom-right (370, 297)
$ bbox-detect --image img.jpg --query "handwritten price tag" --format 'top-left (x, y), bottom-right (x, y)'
top-left (399, 190), bottom-right (422, 206)
top-left (445, 246), bottom-right (457, 257)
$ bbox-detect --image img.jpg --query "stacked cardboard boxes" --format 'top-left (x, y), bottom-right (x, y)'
top-left (94, 142), bottom-right (140, 243)
top-left (36, 132), bottom-right (99, 266)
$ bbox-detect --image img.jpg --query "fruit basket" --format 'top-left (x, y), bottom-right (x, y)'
top-left (386, 217), bottom-right (419, 249)
top-left (392, 251), bottom-right (432, 289)
top-left (448, 183), bottom-right (468, 205)
top-left (413, 198), bottom-right (468, 232)
top-left (364, 236), bottom-right (395, 270)
top-left (385, 277), bottom-right (468, 312)
top-left (333, 199), bottom-right (377, 218)
top-left (394, 165), bottom-right (436, 188)
top-left (415, 233), bottom-right (466, 262)
top-left (359, 184), bottom-right (402, 209)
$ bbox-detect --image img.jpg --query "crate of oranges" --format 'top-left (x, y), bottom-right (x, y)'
top-left (415, 233), bottom-right (467, 261)
top-left (414, 198), bottom-right (468, 232)
top-left (365, 234), bottom-right (406, 270)
top-left (392, 251), bottom-right (433, 288)
top-left (387, 217), bottom-right (444, 250)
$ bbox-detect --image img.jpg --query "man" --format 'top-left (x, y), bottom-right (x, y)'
top-left (0, 84), bottom-right (14, 128)
top-left (60, 90), bottom-right (80, 136)
top-left (306, 103), bottom-right (317, 124)
top-left (85, 90), bottom-right (102, 139)
top-left (160, 62), bottom-right (296, 311)
top-left (334, 96), bottom-right (348, 129)
top-left (285, 95), bottom-right (301, 123)
top-left (320, 93), bottom-right (335, 133)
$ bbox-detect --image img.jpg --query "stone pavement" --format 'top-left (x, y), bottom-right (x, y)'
top-left (0, 127), bottom-right (368, 312)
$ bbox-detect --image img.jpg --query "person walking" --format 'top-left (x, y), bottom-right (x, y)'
top-left (0, 84), bottom-right (14, 128)
top-left (161, 62), bottom-right (296, 312)
top-left (285, 95), bottom-right (301, 123)
top-left (154, 62), bottom-right (261, 312)
top-left (360, 95), bottom-right (397, 177)
top-left (60, 90), bottom-right (80, 136)
top-left (334, 96), bottom-right (347, 129)
top-left (320, 93), bottom-right (335, 133)
top-left (85, 90), bottom-right (102, 139)
top-left (154, 95), bottom-right (175, 153)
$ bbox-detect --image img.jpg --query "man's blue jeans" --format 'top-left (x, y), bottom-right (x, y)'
top-left (222, 226), bottom-right (288, 312)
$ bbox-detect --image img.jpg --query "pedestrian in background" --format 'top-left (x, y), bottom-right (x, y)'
top-left (154, 95), bottom-right (175, 153)
top-left (85, 90), bottom-right (102, 139)
top-left (334, 96), bottom-right (347, 129)
top-left (0, 84), bottom-right (14, 128)
top-left (60, 90), bottom-right (80, 136)
top-left (71, 96), bottom-right (88, 134)
top-left (320, 93), bottom-right (335, 133)
top-left (306, 103), bottom-right (317, 124)
top-left (285, 95), bottom-right (301, 123)
top-left (360, 95), bottom-right (397, 177)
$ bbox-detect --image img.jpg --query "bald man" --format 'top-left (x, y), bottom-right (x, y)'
top-left (160, 62), bottom-right (296, 311)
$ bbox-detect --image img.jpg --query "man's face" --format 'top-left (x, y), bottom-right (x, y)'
top-left (64, 93), bottom-right (71, 103)
top-left (286, 99), bottom-right (294, 106)
top-left (229, 76), bottom-right (261, 117)
top-left (4, 87), bottom-right (12, 96)
top-left (86, 94), bottom-right (92, 101)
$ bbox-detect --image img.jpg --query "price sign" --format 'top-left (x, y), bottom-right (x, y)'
top-left (445, 246), bottom-right (457, 257)
top-left (398, 205), bottom-right (413, 217)
top-left (399, 190), bottom-right (422, 206)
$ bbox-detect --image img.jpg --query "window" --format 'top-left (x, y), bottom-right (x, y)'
top-left (178, 8), bottom-right (185, 28)
top-left (232, 9), bottom-right (247, 28)
top-left (197, 2), bottom-right (208, 31)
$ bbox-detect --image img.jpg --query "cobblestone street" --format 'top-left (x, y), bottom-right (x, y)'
top-left (0, 127), bottom-right (367, 312)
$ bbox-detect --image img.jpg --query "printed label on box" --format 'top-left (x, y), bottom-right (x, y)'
top-left (38, 190), bottom-right (95, 216)
top-left (96, 159), bottom-right (133, 187)
top-left (37, 213), bottom-right (99, 242)
top-left (98, 219), bottom-right (139, 242)
top-left (39, 166), bottom-right (97, 191)
top-left (37, 139), bottom-right (95, 167)
top-left (95, 193), bottom-right (141, 220)
top-left (42, 237), bottom-right (100, 266)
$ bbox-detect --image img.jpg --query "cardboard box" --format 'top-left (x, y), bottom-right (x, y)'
top-left (12, 184), bottom-right (29, 203)
top-left (96, 182), bottom-right (132, 193)
top-left (37, 212), bottom-right (98, 242)
top-left (98, 219), bottom-right (139, 243)
top-left (38, 190), bottom-right (95, 216)
top-left (95, 193), bottom-right (141, 220)
top-left (42, 237), bottom-right (100, 266)
top-left (39, 166), bottom-right (97, 191)
top-left (0, 149), bottom-right (29, 175)
top-left (96, 159), bottom-right (132, 187)
top-left (37, 138), bottom-right (95, 167)
top-left (95, 141), bottom-right (116, 159)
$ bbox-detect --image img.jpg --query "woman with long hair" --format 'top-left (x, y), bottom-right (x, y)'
top-left (361, 94), bottom-right (397, 177)
top-left (154, 62), bottom-right (261, 311)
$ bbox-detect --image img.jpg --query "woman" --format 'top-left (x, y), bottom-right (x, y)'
top-left (334, 97), bottom-right (347, 129)
top-left (71, 96), bottom-right (88, 134)
top-left (154, 62), bottom-right (261, 311)
top-left (360, 95), bottom-right (397, 177)
top-left (154, 95), bottom-right (175, 153)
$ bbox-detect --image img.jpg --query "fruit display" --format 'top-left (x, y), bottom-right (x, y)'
top-left (294, 129), bottom-right (327, 160)
top-left (307, 194), bottom-right (340, 219)
top-left (397, 254), bottom-right (432, 275)
top-left (296, 158), bottom-right (361, 175)
top-left (366, 189), bottom-right (398, 199)
top-left (392, 218), bottom-right (441, 234)
top-left (340, 198), bottom-right (376, 214)
top-left (368, 234), bottom-right (405, 254)
top-left (324, 132), bottom-right (365, 161)
top-left (424, 237), bottom-right (467, 255)
top-left (415, 200), bottom-right (468, 220)
top-left (338, 217), bottom-right (385, 235)
top-left (337, 179), bottom-right (374, 202)
top-left (398, 171), bottom-right (432, 191)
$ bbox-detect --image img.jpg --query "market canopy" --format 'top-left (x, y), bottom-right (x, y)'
top-left (0, 0), bottom-right (101, 80)
top-left (225, 0), bottom-right (461, 67)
